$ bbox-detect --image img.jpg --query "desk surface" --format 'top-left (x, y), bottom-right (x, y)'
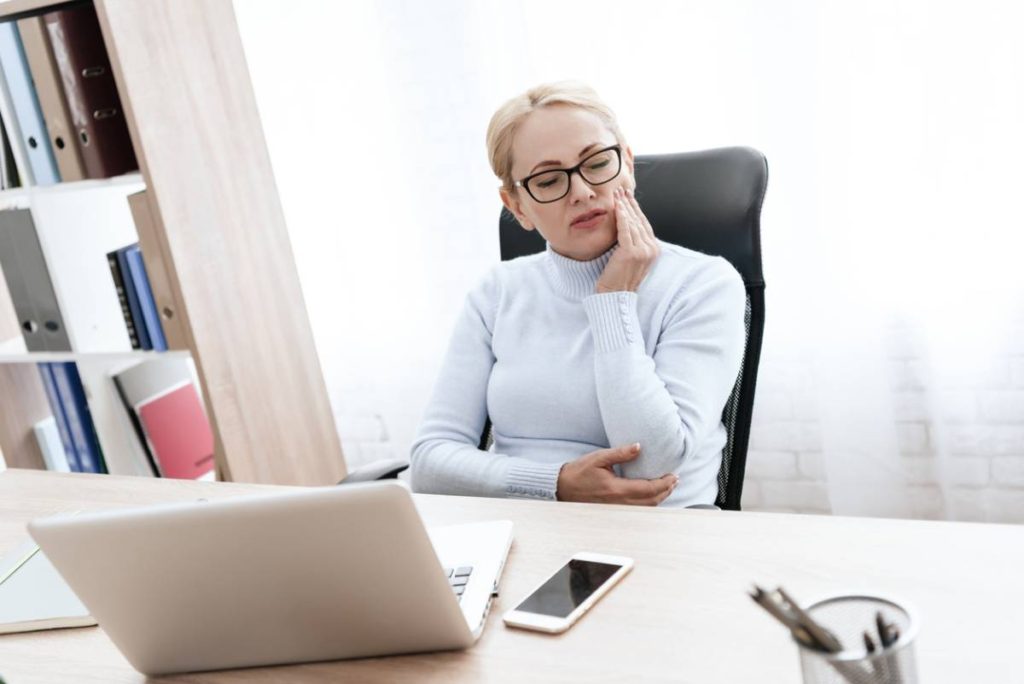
top-left (0, 469), bottom-right (1020, 683)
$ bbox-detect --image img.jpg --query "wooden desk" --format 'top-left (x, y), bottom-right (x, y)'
top-left (0, 469), bottom-right (1020, 683)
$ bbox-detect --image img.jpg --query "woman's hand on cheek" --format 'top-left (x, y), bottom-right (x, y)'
top-left (595, 187), bottom-right (660, 293)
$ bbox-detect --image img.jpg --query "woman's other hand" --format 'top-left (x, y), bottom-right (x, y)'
top-left (595, 187), bottom-right (661, 293)
top-left (556, 443), bottom-right (678, 505)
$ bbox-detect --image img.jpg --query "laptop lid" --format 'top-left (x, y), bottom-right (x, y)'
top-left (28, 482), bottom-right (475, 675)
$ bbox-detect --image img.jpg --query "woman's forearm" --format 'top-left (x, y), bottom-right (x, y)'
top-left (584, 260), bottom-right (746, 481)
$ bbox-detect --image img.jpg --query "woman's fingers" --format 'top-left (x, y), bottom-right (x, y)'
top-left (614, 189), bottom-right (635, 248)
top-left (610, 189), bottom-right (643, 250)
top-left (626, 189), bottom-right (657, 244)
top-left (614, 473), bottom-right (678, 506)
top-left (617, 188), bottom-right (644, 244)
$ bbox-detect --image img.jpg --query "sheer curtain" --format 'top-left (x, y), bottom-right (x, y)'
top-left (235, 0), bottom-right (1024, 521)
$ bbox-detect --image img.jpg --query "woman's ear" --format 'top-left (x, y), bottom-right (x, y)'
top-left (499, 187), bottom-right (535, 231)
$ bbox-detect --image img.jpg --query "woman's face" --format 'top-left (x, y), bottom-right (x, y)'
top-left (500, 105), bottom-right (635, 261)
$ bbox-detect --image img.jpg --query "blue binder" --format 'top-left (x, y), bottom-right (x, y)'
top-left (0, 22), bottom-right (59, 185)
top-left (36, 363), bottom-right (81, 472)
top-left (48, 362), bottom-right (106, 474)
top-left (124, 244), bottom-right (167, 351)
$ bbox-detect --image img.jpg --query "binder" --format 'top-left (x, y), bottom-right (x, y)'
top-left (37, 362), bottom-right (79, 472)
top-left (0, 37), bottom-right (29, 185)
top-left (43, 4), bottom-right (137, 179)
top-left (17, 16), bottom-right (85, 182)
top-left (127, 191), bottom-right (187, 350)
top-left (0, 208), bottom-right (71, 351)
top-left (26, 179), bottom-right (143, 351)
top-left (0, 21), bottom-right (60, 185)
top-left (0, 251), bottom-right (20, 346)
top-left (49, 361), bottom-right (106, 474)
top-left (124, 244), bottom-right (166, 351)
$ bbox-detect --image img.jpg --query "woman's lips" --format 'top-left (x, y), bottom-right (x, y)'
top-left (571, 210), bottom-right (606, 230)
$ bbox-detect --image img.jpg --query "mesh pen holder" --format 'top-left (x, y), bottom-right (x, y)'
top-left (795, 595), bottom-right (918, 684)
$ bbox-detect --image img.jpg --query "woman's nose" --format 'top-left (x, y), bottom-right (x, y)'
top-left (566, 171), bottom-right (596, 204)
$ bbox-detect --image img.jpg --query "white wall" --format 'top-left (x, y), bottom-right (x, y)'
top-left (233, 0), bottom-right (1024, 520)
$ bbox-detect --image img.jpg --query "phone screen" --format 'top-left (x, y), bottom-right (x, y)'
top-left (513, 559), bottom-right (622, 618)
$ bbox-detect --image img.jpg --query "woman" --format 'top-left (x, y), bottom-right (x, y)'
top-left (410, 82), bottom-right (746, 507)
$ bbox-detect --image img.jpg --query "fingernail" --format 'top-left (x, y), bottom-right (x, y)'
top-left (632, 442), bottom-right (641, 452)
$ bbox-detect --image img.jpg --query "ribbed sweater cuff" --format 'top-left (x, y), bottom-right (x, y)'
top-left (583, 291), bottom-right (643, 352)
top-left (506, 460), bottom-right (563, 500)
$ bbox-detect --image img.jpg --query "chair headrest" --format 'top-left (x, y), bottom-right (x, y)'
top-left (499, 146), bottom-right (768, 287)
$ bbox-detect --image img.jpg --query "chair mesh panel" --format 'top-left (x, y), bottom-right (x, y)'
top-left (716, 293), bottom-right (751, 509)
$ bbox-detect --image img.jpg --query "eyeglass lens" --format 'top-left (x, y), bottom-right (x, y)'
top-left (526, 148), bottom-right (621, 203)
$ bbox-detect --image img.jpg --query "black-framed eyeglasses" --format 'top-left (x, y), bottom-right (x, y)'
top-left (514, 145), bottom-right (622, 204)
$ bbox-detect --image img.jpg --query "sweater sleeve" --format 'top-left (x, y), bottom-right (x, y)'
top-left (409, 269), bottom-right (564, 500)
top-left (582, 256), bottom-right (746, 480)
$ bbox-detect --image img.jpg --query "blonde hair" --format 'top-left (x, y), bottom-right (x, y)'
top-left (486, 81), bottom-right (626, 190)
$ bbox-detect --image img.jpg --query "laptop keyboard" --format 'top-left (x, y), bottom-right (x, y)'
top-left (443, 566), bottom-right (473, 602)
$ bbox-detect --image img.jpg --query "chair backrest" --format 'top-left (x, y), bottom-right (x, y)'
top-left (490, 147), bottom-right (768, 510)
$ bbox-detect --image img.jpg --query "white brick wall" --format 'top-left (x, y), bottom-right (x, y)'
top-left (742, 321), bottom-right (1024, 523)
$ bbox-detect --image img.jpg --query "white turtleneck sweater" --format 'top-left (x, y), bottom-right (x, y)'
top-left (410, 240), bottom-right (746, 507)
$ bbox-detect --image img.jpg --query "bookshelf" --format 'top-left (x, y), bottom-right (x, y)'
top-left (0, 0), bottom-right (348, 484)
top-left (0, 350), bottom-right (192, 363)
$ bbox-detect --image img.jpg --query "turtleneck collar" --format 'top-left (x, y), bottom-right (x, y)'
top-left (544, 242), bottom-right (616, 300)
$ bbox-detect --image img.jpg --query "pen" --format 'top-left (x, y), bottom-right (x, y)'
top-left (777, 587), bottom-right (844, 653)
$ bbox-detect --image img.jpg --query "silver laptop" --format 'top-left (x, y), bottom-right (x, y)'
top-left (27, 481), bottom-right (513, 675)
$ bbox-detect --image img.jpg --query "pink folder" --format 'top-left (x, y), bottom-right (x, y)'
top-left (136, 383), bottom-right (214, 479)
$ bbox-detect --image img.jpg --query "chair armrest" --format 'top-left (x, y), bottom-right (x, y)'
top-left (337, 458), bottom-right (409, 484)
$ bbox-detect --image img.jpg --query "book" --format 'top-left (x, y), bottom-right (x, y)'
top-left (49, 361), bottom-right (106, 474)
top-left (106, 248), bottom-right (140, 349)
top-left (112, 358), bottom-right (214, 480)
top-left (32, 416), bottom-right (70, 472)
top-left (124, 244), bottom-right (167, 351)
top-left (36, 362), bottom-right (79, 472)
top-left (0, 21), bottom-right (60, 184)
top-left (17, 16), bottom-right (86, 182)
top-left (0, 539), bottom-right (96, 634)
top-left (0, 208), bottom-right (71, 351)
top-left (43, 3), bottom-right (138, 179)
top-left (113, 244), bottom-right (149, 349)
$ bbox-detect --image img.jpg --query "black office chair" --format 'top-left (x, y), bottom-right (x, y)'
top-left (480, 147), bottom-right (768, 510)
